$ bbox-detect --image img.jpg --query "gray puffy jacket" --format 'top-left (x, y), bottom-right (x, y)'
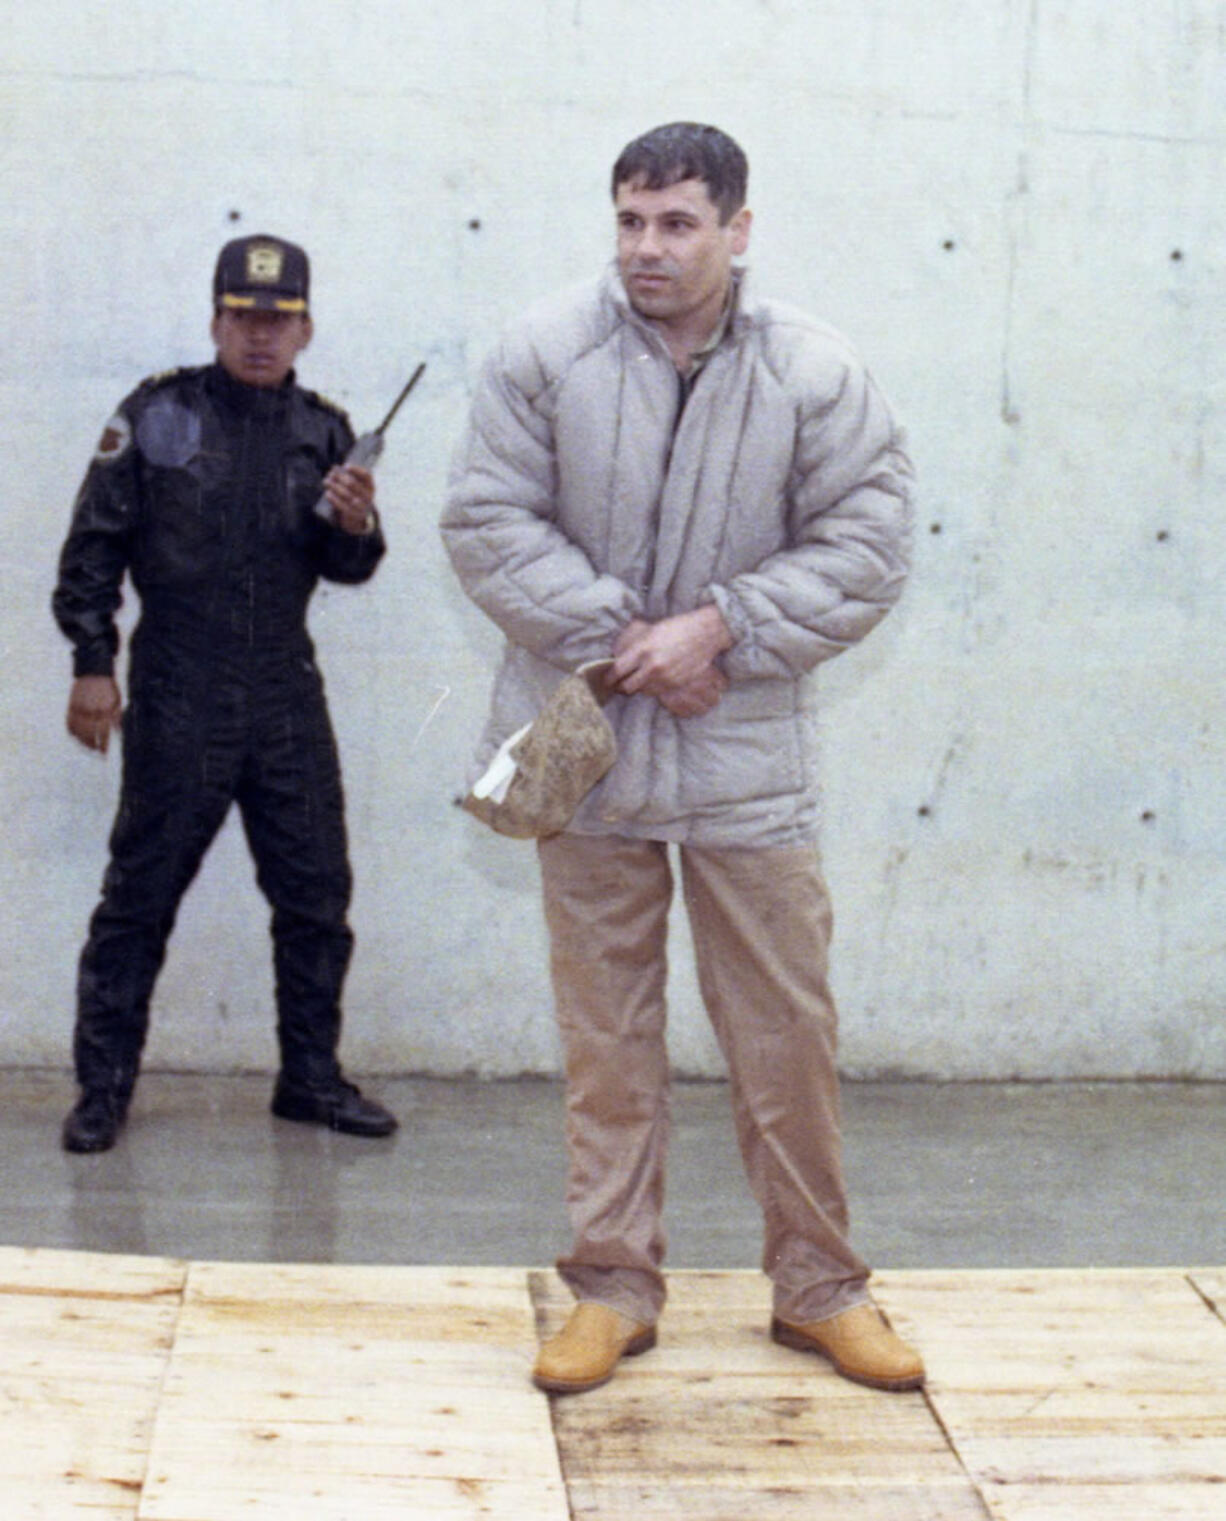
top-left (441, 267), bottom-right (913, 847)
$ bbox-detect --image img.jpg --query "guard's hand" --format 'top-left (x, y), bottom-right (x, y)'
top-left (322, 464), bottom-right (377, 535)
top-left (67, 675), bottom-right (122, 754)
top-left (612, 606), bottom-right (733, 697)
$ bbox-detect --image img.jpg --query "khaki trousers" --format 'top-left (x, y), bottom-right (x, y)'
top-left (537, 833), bottom-right (870, 1327)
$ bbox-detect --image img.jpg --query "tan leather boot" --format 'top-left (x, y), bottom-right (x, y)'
top-left (532, 1301), bottom-right (657, 1394)
top-left (772, 1303), bottom-right (925, 1391)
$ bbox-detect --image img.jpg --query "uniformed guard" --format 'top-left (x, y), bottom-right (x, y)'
top-left (52, 234), bottom-right (399, 1152)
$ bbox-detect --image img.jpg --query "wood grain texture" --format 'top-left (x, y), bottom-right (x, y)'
top-left (874, 1267), bottom-right (1226, 1519)
top-left (4, 1251), bottom-right (1225, 1519)
top-left (0, 1249), bottom-right (186, 1520)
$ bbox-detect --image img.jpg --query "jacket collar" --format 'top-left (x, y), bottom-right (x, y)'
top-left (206, 361), bottom-right (296, 418)
top-left (602, 262), bottom-right (750, 353)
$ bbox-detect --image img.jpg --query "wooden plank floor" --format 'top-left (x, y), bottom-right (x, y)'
top-left (2, 1248), bottom-right (1224, 1519)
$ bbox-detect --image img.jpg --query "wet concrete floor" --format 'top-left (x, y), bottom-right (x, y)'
top-left (1, 1070), bottom-right (1221, 1272)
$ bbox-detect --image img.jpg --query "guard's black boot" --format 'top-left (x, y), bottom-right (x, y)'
top-left (62, 1086), bottom-right (130, 1153)
top-left (271, 1074), bottom-right (398, 1137)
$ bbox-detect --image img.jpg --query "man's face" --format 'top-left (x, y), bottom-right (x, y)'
top-left (615, 176), bottom-right (751, 337)
top-left (210, 308), bottom-right (313, 388)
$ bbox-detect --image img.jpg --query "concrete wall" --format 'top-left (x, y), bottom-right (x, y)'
top-left (3, 2), bottom-right (1223, 1079)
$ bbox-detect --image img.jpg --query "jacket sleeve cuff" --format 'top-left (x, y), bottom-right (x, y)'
top-left (699, 583), bottom-right (750, 650)
top-left (73, 648), bottom-right (115, 678)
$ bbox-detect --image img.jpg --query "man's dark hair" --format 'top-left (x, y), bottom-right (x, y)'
top-left (611, 122), bottom-right (749, 224)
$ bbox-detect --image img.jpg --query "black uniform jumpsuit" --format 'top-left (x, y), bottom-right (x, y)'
top-left (52, 362), bottom-right (385, 1101)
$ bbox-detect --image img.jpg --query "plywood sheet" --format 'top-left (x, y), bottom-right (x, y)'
top-left (874, 1268), bottom-right (1226, 1519)
top-left (5, 1248), bottom-right (1226, 1520)
top-left (0, 1247), bottom-right (186, 1519)
top-left (139, 1262), bottom-right (568, 1521)
top-left (980, 1484), bottom-right (1226, 1521)
top-left (0, 1244), bottom-right (185, 1300)
top-left (533, 1268), bottom-right (991, 1521)
top-left (1189, 1269), bottom-right (1226, 1315)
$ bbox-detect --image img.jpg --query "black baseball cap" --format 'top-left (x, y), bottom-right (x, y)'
top-left (213, 234), bottom-right (310, 312)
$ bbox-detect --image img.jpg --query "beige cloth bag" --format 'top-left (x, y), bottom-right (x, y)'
top-left (461, 660), bottom-right (617, 839)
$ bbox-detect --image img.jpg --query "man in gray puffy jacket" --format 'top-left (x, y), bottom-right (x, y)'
top-left (442, 122), bottom-right (922, 1395)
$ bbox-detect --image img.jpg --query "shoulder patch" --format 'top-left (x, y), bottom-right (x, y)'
top-left (302, 387), bottom-right (352, 423)
top-left (139, 366), bottom-right (193, 391)
top-left (93, 413), bottom-right (132, 464)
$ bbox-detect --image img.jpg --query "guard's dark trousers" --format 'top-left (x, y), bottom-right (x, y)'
top-left (73, 653), bottom-right (353, 1097)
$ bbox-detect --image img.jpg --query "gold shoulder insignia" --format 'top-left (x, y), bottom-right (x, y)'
top-left (140, 366), bottom-right (191, 391)
top-left (303, 387), bottom-right (353, 423)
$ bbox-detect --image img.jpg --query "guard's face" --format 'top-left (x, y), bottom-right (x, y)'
top-left (615, 176), bottom-right (751, 336)
top-left (210, 308), bottom-right (312, 388)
